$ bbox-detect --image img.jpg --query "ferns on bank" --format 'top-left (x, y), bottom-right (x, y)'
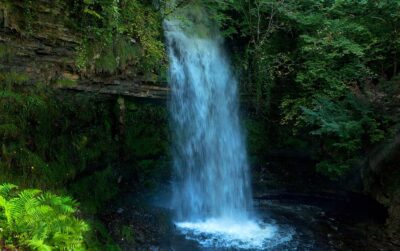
top-left (0, 183), bottom-right (89, 250)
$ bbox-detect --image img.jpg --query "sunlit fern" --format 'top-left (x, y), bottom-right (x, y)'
top-left (0, 183), bottom-right (89, 250)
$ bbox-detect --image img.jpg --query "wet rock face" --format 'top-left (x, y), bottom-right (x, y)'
top-left (0, 0), bottom-right (169, 99)
top-left (0, 8), bottom-right (4, 27)
top-left (363, 136), bottom-right (400, 244)
top-left (387, 204), bottom-right (400, 241)
top-left (0, 0), bottom-right (77, 80)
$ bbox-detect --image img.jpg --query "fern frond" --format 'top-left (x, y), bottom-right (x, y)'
top-left (0, 183), bottom-right (17, 198)
top-left (38, 193), bottom-right (77, 214)
top-left (0, 184), bottom-right (89, 250)
top-left (26, 238), bottom-right (53, 251)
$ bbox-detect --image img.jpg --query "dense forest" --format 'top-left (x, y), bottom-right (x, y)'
top-left (0, 0), bottom-right (399, 250)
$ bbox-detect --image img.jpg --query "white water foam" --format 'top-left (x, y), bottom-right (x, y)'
top-left (176, 218), bottom-right (292, 250)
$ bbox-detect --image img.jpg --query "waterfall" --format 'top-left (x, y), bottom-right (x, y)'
top-left (164, 10), bottom-right (279, 250)
top-left (165, 18), bottom-right (252, 222)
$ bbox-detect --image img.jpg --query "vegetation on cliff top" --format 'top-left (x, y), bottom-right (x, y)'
top-left (74, 0), bottom-right (166, 76)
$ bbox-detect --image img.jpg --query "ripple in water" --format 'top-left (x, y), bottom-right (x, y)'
top-left (175, 218), bottom-right (294, 250)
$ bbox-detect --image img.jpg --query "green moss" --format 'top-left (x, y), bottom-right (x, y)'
top-left (56, 78), bottom-right (77, 87)
top-left (121, 225), bottom-right (135, 243)
top-left (75, 0), bottom-right (166, 75)
top-left (70, 167), bottom-right (119, 214)
top-left (77, 36), bottom-right (143, 74)
top-left (118, 102), bottom-right (171, 192)
top-left (0, 70), bottom-right (120, 189)
top-left (21, 0), bottom-right (33, 33)
top-left (125, 103), bottom-right (168, 158)
top-left (115, 39), bottom-right (141, 68)
top-left (84, 219), bottom-right (122, 251)
top-left (0, 123), bottom-right (20, 139)
top-left (136, 159), bottom-right (166, 189)
top-left (94, 47), bottom-right (119, 73)
top-left (244, 119), bottom-right (268, 159)
top-left (0, 71), bottom-right (29, 90)
top-left (0, 43), bottom-right (14, 62)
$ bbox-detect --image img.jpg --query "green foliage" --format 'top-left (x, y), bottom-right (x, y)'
top-left (75, 0), bottom-right (166, 75)
top-left (244, 118), bottom-right (269, 163)
top-left (56, 78), bottom-right (77, 87)
top-left (210, 0), bottom-right (400, 178)
top-left (22, 0), bottom-right (34, 33)
top-left (0, 44), bottom-right (14, 63)
top-left (0, 70), bottom-right (118, 188)
top-left (302, 95), bottom-right (384, 177)
top-left (125, 102), bottom-right (170, 191)
top-left (83, 219), bottom-right (121, 251)
top-left (5, 0), bottom-right (166, 75)
top-left (69, 167), bottom-right (119, 214)
top-left (0, 183), bottom-right (89, 250)
top-left (125, 103), bottom-right (168, 158)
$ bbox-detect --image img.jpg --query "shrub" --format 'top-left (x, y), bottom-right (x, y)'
top-left (0, 183), bottom-right (89, 250)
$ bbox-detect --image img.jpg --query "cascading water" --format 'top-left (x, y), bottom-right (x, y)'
top-left (165, 9), bottom-right (291, 250)
top-left (166, 17), bottom-right (252, 223)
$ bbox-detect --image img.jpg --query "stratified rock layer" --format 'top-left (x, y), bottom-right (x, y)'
top-left (0, 0), bottom-right (168, 99)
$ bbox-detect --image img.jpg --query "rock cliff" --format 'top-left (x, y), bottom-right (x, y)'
top-left (363, 133), bottom-right (400, 244)
top-left (0, 0), bottom-right (169, 99)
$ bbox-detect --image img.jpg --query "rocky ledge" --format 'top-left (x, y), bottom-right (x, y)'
top-left (0, 0), bottom-right (169, 100)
